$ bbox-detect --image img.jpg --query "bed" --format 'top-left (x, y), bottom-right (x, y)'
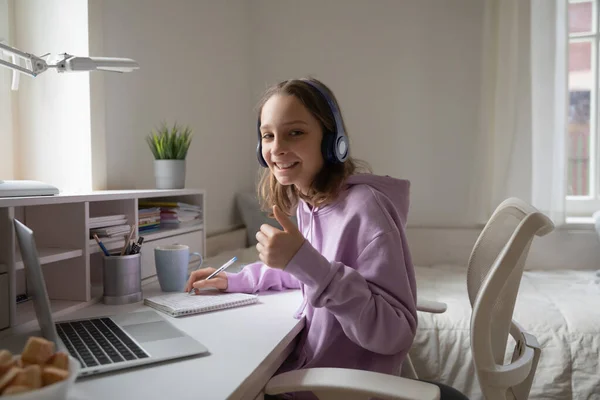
top-left (203, 193), bottom-right (600, 399)
top-left (411, 264), bottom-right (600, 400)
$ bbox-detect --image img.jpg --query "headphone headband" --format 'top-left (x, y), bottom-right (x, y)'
top-left (257, 79), bottom-right (349, 167)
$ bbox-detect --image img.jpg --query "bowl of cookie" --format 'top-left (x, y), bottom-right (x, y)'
top-left (0, 336), bottom-right (80, 399)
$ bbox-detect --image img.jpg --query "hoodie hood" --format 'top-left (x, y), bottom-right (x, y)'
top-left (345, 174), bottom-right (411, 222)
top-left (297, 173), bottom-right (411, 244)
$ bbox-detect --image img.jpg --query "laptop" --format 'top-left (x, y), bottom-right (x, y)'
top-left (13, 218), bottom-right (209, 377)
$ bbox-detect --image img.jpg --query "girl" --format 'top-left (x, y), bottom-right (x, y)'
top-left (185, 78), bottom-right (417, 398)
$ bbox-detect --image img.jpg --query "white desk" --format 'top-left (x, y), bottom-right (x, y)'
top-left (3, 281), bottom-right (305, 400)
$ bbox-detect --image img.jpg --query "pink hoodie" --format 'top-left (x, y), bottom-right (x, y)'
top-left (225, 174), bottom-right (418, 397)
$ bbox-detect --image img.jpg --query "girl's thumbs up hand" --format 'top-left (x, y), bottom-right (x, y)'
top-left (255, 205), bottom-right (305, 270)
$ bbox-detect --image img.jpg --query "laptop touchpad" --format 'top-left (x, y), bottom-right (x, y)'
top-left (124, 321), bottom-right (185, 343)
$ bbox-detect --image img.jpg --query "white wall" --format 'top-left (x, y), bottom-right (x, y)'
top-left (98, 0), bottom-right (486, 233)
top-left (13, 0), bottom-right (92, 192)
top-left (250, 0), bottom-right (485, 227)
top-left (96, 0), bottom-right (255, 235)
top-left (88, 0), bottom-right (107, 191)
top-left (0, 0), bottom-right (14, 180)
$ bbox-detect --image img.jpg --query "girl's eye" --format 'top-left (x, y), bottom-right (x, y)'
top-left (290, 130), bottom-right (303, 136)
top-left (261, 133), bottom-right (273, 139)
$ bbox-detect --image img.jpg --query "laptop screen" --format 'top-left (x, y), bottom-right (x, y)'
top-left (13, 219), bottom-right (60, 346)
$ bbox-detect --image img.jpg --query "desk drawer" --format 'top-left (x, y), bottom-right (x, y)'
top-left (0, 273), bottom-right (9, 330)
top-left (140, 229), bottom-right (204, 279)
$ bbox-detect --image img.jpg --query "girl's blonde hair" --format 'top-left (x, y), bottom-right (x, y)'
top-left (256, 77), bottom-right (370, 217)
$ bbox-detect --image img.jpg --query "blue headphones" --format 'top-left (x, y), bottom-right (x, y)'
top-left (256, 80), bottom-right (349, 168)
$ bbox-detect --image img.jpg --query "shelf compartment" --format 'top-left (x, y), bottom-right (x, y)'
top-left (88, 236), bottom-right (131, 255)
top-left (15, 248), bottom-right (83, 270)
top-left (142, 224), bottom-right (204, 242)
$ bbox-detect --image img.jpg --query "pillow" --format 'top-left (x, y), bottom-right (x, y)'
top-left (235, 192), bottom-right (297, 246)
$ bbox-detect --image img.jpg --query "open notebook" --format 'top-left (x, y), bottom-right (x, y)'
top-left (144, 291), bottom-right (259, 317)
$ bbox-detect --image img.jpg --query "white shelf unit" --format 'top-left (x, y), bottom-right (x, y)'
top-left (15, 248), bottom-right (83, 270)
top-left (0, 189), bottom-right (206, 333)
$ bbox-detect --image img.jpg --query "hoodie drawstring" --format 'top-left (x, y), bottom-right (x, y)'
top-left (293, 205), bottom-right (316, 319)
top-left (307, 207), bottom-right (315, 244)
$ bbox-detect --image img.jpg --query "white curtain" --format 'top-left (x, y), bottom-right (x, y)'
top-left (471, 0), bottom-right (568, 226)
top-left (531, 0), bottom-right (568, 226)
top-left (470, 0), bottom-right (534, 223)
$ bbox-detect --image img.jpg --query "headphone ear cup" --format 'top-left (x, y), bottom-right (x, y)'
top-left (321, 133), bottom-right (335, 164)
top-left (257, 120), bottom-right (268, 168)
top-left (257, 140), bottom-right (268, 168)
top-left (336, 135), bottom-right (349, 162)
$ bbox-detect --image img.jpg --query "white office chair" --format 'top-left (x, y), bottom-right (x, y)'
top-left (401, 299), bottom-right (448, 379)
top-left (263, 198), bottom-right (553, 400)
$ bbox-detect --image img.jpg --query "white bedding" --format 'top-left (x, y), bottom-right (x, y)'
top-left (202, 247), bottom-right (600, 400)
top-left (412, 264), bottom-right (600, 400)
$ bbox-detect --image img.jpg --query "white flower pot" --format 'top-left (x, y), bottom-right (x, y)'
top-left (154, 160), bottom-right (186, 189)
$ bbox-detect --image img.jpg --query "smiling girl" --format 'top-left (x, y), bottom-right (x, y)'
top-left (186, 78), bottom-right (417, 399)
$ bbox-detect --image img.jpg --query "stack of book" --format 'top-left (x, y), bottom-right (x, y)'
top-left (89, 214), bottom-right (131, 239)
top-left (138, 207), bottom-right (161, 233)
top-left (138, 201), bottom-right (203, 229)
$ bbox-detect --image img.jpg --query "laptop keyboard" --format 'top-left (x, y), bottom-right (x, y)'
top-left (56, 318), bottom-right (149, 368)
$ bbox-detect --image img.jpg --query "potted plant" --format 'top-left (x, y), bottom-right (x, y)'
top-left (146, 122), bottom-right (193, 189)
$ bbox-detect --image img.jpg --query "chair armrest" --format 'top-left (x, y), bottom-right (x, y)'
top-left (264, 367), bottom-right (440, 400)
top-left (417, 299), bottom-right (447, 314)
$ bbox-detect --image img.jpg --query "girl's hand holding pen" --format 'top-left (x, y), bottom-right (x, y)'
top-left (185, 267), bottom-right (228, 293)
top-left (185, 256), bottom-right (236, 294)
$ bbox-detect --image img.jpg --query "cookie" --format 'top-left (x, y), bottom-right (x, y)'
top-left (0, 350), bottom-right (11, 366)
top-left (46, 352), bottom-right (69, 371)
top-left (41, 366), bottom-right (68, 386)
top-left (0, 350), bottom-right (14, 376)
top-left (13, 364), bottom-right (42, 389)
top-left (21, 337), bottom-right (55, 366)
top-left (0, 367), bottom-right (20, 392)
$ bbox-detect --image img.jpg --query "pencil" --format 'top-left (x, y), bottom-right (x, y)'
top-left (93, 234), bottom-right (111, 257)
top-left (120, 225), bottom-right (136, 256)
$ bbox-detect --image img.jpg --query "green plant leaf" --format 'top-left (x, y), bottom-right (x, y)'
top-left (146, 122), bottom-right (193, 160)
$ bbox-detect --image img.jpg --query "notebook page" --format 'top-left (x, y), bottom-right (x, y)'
top-left (145, 292), bottom-right (258, 316)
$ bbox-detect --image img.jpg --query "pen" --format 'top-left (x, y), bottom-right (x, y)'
top-left (130, 237), bottom-right (144, 255)
top-left (93, 234), bottom-right (111, 257)
top-left (188, 256), bottom-right (237, 295)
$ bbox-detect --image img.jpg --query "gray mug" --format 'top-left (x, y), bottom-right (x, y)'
top-left (154, 244), bottom-right (203, 292)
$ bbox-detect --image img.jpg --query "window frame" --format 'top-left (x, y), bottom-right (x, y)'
top-left (567, 0), bottom-right (600, 217)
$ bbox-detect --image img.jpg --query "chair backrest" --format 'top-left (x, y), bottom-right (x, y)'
top-left (466, 198), bottom-right (553, 400)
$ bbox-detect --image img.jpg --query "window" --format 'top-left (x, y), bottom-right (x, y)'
top-left (567, 0), bottom-right (600, 216)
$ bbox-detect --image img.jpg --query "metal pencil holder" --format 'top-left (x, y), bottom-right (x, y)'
top-left (102, 252), bottom-right (142, 305)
